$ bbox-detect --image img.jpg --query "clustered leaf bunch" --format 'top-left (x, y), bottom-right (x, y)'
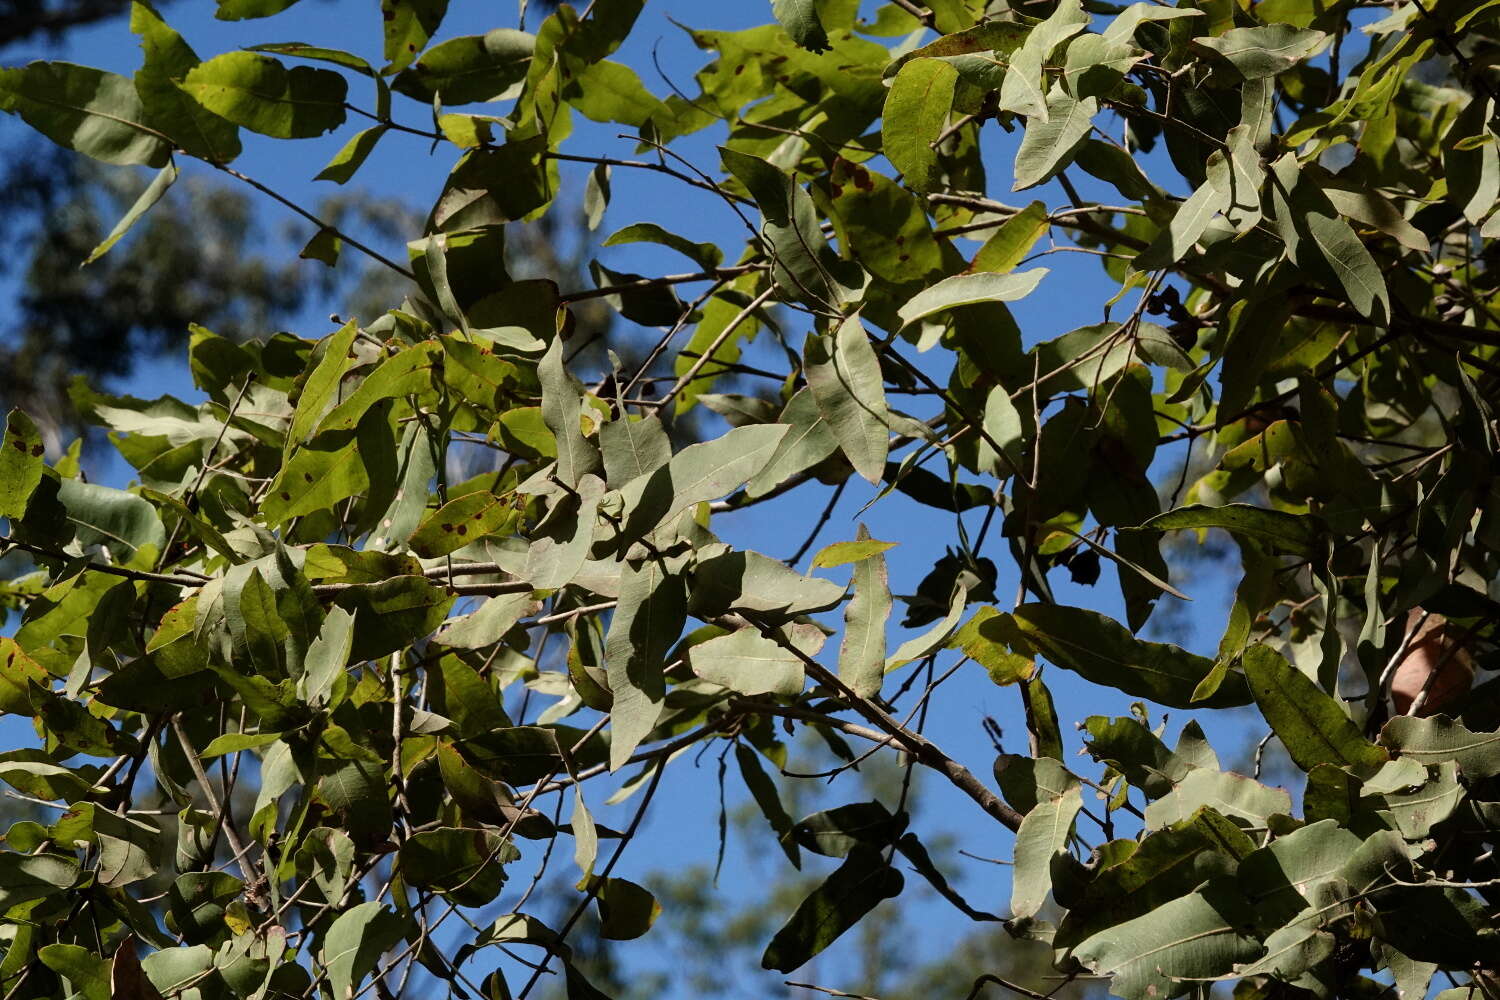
top-left (2, 0), bottom-right (1500, 997)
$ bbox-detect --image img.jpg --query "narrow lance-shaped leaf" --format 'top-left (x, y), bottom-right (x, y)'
top-left (735, 742), bottom-right (801, 868)
top-left (540, 335), bottom-right (603, 489)
top-left (1243, 644), bottom-right (1388, 774)
top-left (882, 58), bottom-right (958, 193)
top-left (1013, 90), bottom-right (1097, 191)
top-left (761, 846), bottom-right (903, 973)
top-left (605, 559), bottom-right (686, 770)
top-left (1010, 783), bottom-right (1081, 919)
top-left (839, 525), bottom-right (890, 698)
top-left (1009, 604), bottom-right (1251, 709)
top-left (898, 269), bottom-right (1048, 331)
top-left (805, 316), bottom-right (888, 485)
top-left (84, 161), bottom-right (177, 266)
top-left (1138, 503), bottom-right (1324, 557)
top-left (287, 320), bottom-right (358, 449)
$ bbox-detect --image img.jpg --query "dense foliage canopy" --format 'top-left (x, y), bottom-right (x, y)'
top-left (3, 0), bottom-right (1500, 998)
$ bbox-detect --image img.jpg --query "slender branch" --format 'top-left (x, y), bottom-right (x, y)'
top-left (542, 150), bottom-right (755, 206)
top-left (728, 613), bottom-right (1024, 832)
top-left (652, 286), bottom-right (777, 410)
top-left (515, 758), bottom-right (667, 999)
top-left (0, 534), bottom-right (208, 587)
top-left (172, 714), bottom-right (264, 905)
top-left (211, 162), bottom-right (418, 282)
top-left (560, 264), bottom-right (762, 306)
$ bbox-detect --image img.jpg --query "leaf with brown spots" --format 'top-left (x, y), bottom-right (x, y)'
top-left (408, 490), bottom-right (520, 558)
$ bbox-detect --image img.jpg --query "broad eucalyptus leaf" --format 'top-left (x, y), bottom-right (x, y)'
top-left (180, 51), bottom-right (347, 138)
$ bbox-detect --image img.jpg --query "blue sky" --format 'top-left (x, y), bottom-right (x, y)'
top-left (0, 2), bottom-right (1265, 995)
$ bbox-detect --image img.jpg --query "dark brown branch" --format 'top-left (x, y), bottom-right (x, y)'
top-left (728, 613), bottom-right (1025, 832)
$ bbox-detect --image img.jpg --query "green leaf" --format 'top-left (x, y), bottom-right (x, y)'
top-left (38, 944), bottom-right (110, 1000)
top-left (1073, 880), bottom-right (1263, 1000)
top-left (745, 388), bottom-right (838, 500)
top-left (771, 0), bottom-right (829, 53)
top-left (882, 58), bottom-right (959, 193)
top-left (0, 409), bottom-right (46, 520)
top-left (436, 592), bottom-right (534, 650)
top-left (1243, 644), bottom-right (1388, 775)
top-left (897, 268), bottom-right (1048, 330)
top-left (1145, 769), bottom-right (1290, 829)
top-left (1268, 155), bottom-right (1389, 324)
top-left (791, 801), bottom-right (905, 858)
top-left (977, 386), bottom-right (1026, 478)
top-left (1011, 784), bottom-right (1081, 919)
top-left (1101, 3), bottom-right (1204, 43)
top-left (593, 876), bottom-right (661, 940)
top-left (1013, 89), bottom-right (1097, 191)
top-left (84, 160), bottom-right (177, 265)
top-left (409, 491), bottom-right (520, 558)
top-left (1237, 818), bottom-right (1362, 928)
top-left (602, 222), bottom-right (723, 272)
top-left (735, 742), bottom-right (801, 868)
top-left (287, 320), bottom-right (358, 447)
top-left (689, 548), bottom-right (846, 621)
top-left (605, 558), bottom-right (686, 769)
top-left (812, 536), bottom-right (897, 570)
top-left (689, 624), bottom-right (820, 697)
top-left (971, 201), bottom-right (1049, 273)
top-left (572, 788), bottom-right (598, 881)
top-left (1380, 715), bottom-right (1500, 780)
top-left (1009, 604), bottom-right (1251, 709)
top-left (400, 827), bottom-right (517, 906)
top-left (997, 0), bottom-right (1087, 120)
top-left (315, 125), bottom-right (387, 184)
top-left (1138, 503), bottom-right (1324, 557)
top-left (300, 605), bottom-right (354, 707)
top-left (761, 846), bottom-right (903, 973)
top-left (541, 335), bottom-right (604, 489)
top-left (1055, 818), bottom-right (1238, 949)
top-left (1191, 25), bottom-right (1326, 81)
top-left (329, 576), bottom-right (454, 661)
top-left (93, 807), bottom-right (160, 887)
top-left (180, 51), bottom-right (347, 138)
top-left (0, 61), bottom-right (169, 166)
top-left (320, 902), bottom-right (409, 1000)
top-left (0, 852), bottom-right (81, 911)
top-left (567, 60), bottom-right (663, 128)
top-left (261, 429), bottom-right (367, 525)
top-left (836, 526), bottom-right (891, 698)
top-left (1132, 174), bottom-right (1229, 270)
top-left (382, 0), bottom-right (449, 74)
top-left (216, 0), bottom-right (303, 18)
top-left (805, 316), bottom-right (889, 485)
top-left (600, 413), bottom-right (672, 490)
top-left (886, 582), bottom-right (966, 672)
top-left (56, 479), bottom-right (166, 563)
top-left (615, 424), bottom-right (788, 542)
top-left (130, 2), bottom-right (242, 162)
top-left (391, 28), bottom-right (535, 104)
top-left (720, 148), bottom-right (864, 310)
top-left (951, 608), bottom-right (1034, 687)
